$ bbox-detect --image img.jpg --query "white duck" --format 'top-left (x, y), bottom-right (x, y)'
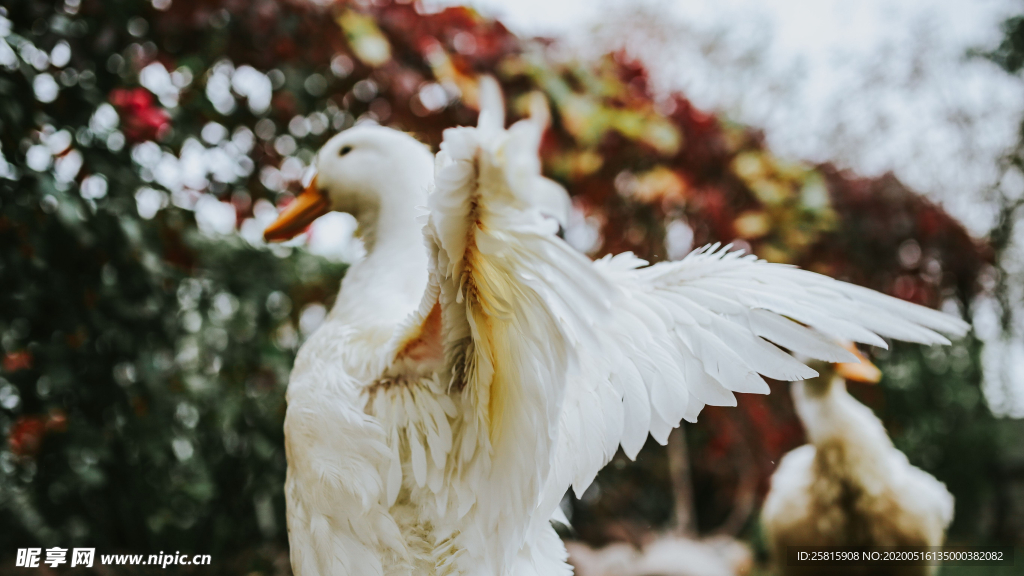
top-left (761, 350), bottom-right (955, 576)
top-left (263, 79), bottom-right (968, 576)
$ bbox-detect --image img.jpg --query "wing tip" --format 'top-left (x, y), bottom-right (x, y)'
top-left (477, 76), bottom-right (505, 133)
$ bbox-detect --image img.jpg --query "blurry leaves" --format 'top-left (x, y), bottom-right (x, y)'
top-left (875, 340), bottom-right (996, 535)
top-left (336, 10), bottom-right (391, 67)
top-left (971, 9), bottom-right (1024, 426)
top-left (978, 15), bottom-right (1024, 74)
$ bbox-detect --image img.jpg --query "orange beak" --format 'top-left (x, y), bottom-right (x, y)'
top-left (263, 176), bottom-right (331, 242)
top-left (835, 342), bottom-right (882, 384)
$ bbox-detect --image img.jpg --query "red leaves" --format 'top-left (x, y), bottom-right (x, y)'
top-left (2, 352), bottom-right (66, 460)
top-left (8, 411), bottom-right (68, 458)
top-left (46, 409), bottom-right (69, 434)
top-left (819, 167), bottom-right (990, 302)
top-left (8, 416), bottom-right (45, 457)
top-left (109, 88), bottom-right (171, 143)
top-left (3, 351), bottom-right (32, 372)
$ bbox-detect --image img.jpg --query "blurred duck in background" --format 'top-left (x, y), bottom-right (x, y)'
top-left (566, 536), bottom-right (752, 576)
top-left (762, 347), bottom-right (954, 576)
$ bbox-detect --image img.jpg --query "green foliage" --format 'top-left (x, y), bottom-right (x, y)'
top-left (872, 338), bottom-right (997, 538)
top-left (0, 0), bottom-right (348, 556)
top-left (0, 196), bottom-right (344, 551)
top-left (980, 15), bottom-right (1024, 74)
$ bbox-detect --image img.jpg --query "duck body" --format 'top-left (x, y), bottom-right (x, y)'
top-left (268, 80), bottom-right (968, 576)
top-left (284, 305), bottom-right (570, 576)
top-left (282, 255), bottom-right (573, 575)
top-left (762, 376), bottom-right (954, 576)
top-left (280, 123), bottom-right (571, 576)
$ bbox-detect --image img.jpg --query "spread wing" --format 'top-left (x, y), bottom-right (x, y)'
top-left (536, 245), bottom-right (969, 524)
top-left (386, 78), bottom-right (613, 571)
top-left (386, 77), bottom-right (969, 568)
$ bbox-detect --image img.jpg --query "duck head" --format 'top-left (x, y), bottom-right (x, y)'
top-left (795, 342), bottom-right (882, 403)
top-left (264, 125), bottom-right (434, 242)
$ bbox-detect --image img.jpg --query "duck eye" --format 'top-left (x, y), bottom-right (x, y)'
top-left (339, 145), bottom-right (353, 157)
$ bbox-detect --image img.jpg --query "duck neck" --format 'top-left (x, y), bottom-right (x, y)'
top-left (330, 194), bottom-right (429, 333)
top-left (795, 376), bottom-right (894, 479)
top-left (796, 376), bottom-right (847, 442)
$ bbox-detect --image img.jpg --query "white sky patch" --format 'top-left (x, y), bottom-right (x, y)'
top-left (564, 203), bottom-right (602, 255)
top-left (299, 302), bottom-right (328, 337)
top-left (240, 199), bottom-right (280, 247)
top-left (135, 187), bottom-right (169, 219)
top-left (665, 218), bottom-right (694, 260)
top-left (139, 61), bottom-right (180, 107)
top-left (194, 195), bottom-right (236, 236)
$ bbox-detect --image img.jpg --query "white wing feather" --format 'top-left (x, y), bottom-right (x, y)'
top-left (414, 77), bottom-right (615, 573)
top-left (540, 244), bottom-right (969, 523)
top-left (406, 77), bottom-right (969, 570)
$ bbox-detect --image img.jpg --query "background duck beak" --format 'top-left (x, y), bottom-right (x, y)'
top-left (263, 177), bottom-right (331, 242)
top-left (835, 342), bottom-right (882, 384)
